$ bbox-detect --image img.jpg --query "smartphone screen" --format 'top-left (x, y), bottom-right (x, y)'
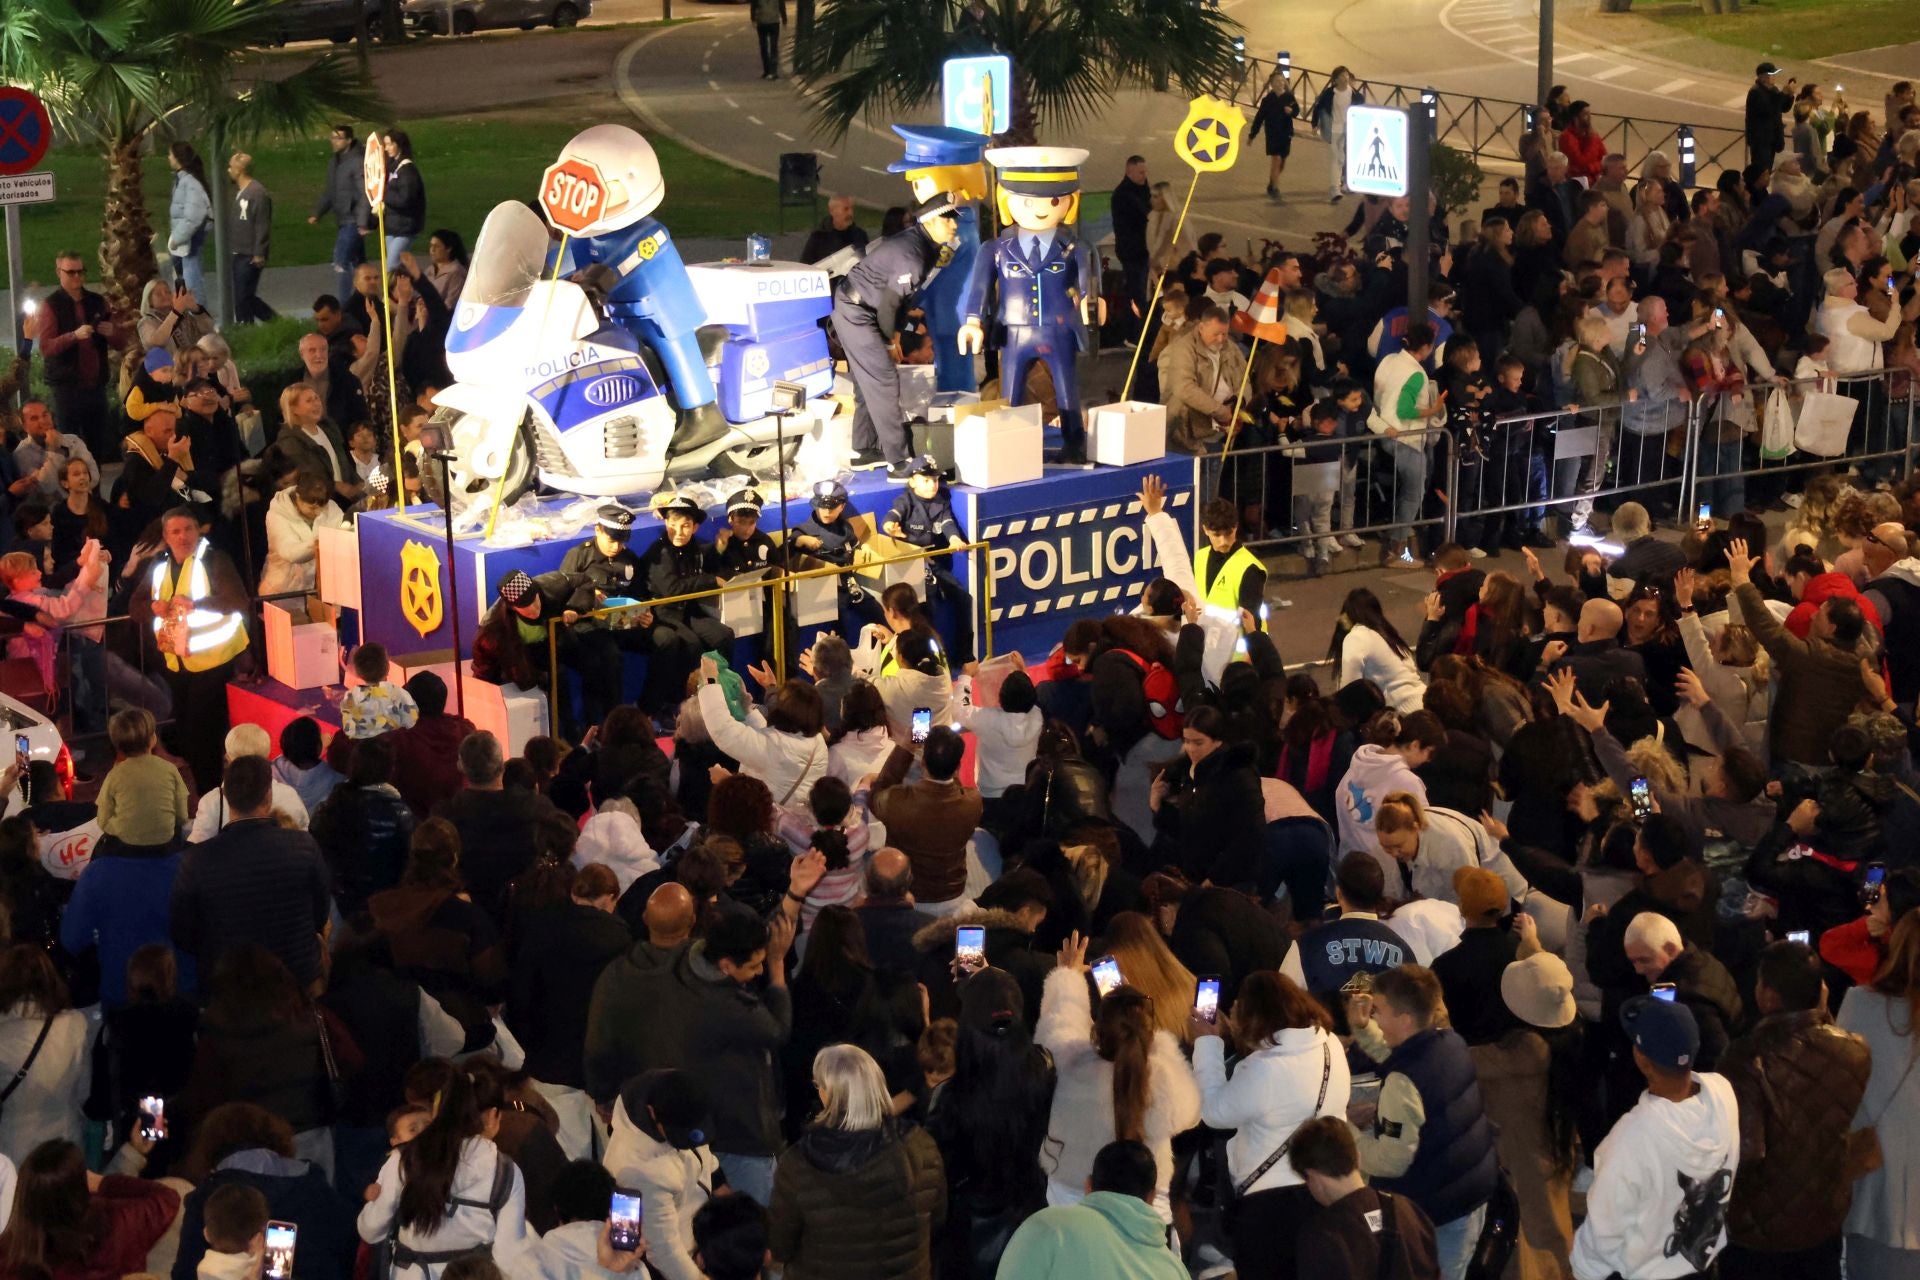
top-left (1787, 929), bottom-right (1812, 945)
top-left (1627, 322), bottom-right (1645, 346)
top-left (13, 733), bottom-right (28, 774)
top-left (1194, 976), bottom-right (1222, 1024)
top-left (1867, 864), bottom-right (1888, 891)
top-left (609, 1189), bottom-right (642, 1252)
top-left (910, 707), bottom-right (932, 744)
top-left (955, 926), bottom-right (986, 972)
top-left (263, 1221), bottom-right (296, 1280)
top-left (1630, 776), bottom-right (1652, 819)
top-left (1651, 982), bottom-right (1677, 1003)
top-left (1091, 955), bottom-right (1124, 997)
top-left (138, 1096), bottom-right (166, 1143)
top-left (1696, 502), bottom-right (1712, 525)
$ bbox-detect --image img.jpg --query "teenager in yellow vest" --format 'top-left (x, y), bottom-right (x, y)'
top-left (1194, 497), bottom-right (1268, 631)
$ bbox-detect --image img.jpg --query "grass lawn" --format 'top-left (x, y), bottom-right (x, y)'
top-left (13, 108), bottom-right (785, 284)
top-left (1640, 0), bottom-right (1914, 61)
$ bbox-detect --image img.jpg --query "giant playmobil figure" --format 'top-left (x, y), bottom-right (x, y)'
top-left (544, 124), bottom-right (728, 458)
top-left (889, 125), bottom-right (987, 394)
top-left (959, 146), bottom-right (1105, 464)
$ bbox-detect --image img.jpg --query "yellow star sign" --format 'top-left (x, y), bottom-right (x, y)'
top-left (1175, 93), bottom-right (1246, 174)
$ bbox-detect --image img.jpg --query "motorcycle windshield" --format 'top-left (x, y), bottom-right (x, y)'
top-left (464, 201), bottom-right (554, 311)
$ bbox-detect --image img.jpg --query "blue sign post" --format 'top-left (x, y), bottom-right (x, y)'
top-left (943, 55), bottom-right (1013, 137)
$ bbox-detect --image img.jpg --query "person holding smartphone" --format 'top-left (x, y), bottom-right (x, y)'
top-left (523, 1160), bottom-right (652, 1277)
top-left (1190, 971), bottom-right (1352, 1275)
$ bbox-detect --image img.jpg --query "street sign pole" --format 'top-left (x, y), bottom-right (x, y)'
top-left (209, 132), bottom-right (232, 329)
top-left (1537, 0), bottom-right (1554, 113)
top-left (1407, 91), bottom-right (1435, 324)
top-left (0, 88), bottom-right (54, 370)
top-left (4, 206), bottom-right (21, 355)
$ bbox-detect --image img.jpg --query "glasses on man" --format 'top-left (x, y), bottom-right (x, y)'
top-left (57, 266), bottom-right (84, 277)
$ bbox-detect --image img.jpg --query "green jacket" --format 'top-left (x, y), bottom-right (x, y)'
top-left (996, 1192), bottom-right (1187, 1280)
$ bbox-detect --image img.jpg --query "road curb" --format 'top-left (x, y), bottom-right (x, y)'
top-left (613, 19), bottom-right (787, 186)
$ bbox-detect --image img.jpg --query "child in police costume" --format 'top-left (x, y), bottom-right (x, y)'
top-left (714, 487), bottom-right (790, 665)
top-left (882, 454), bottom-right (976, 667)
top-left (959, 147), bottom-right (1104, 465)
top-left (829, 195), bottom-right (965, 477)
top-left (890, 125), bottom-right (988, 394)
top-left (634, 492), bottom-right (734, 723)
top-left (791, 477), bottom-right (887, 635)
top-left (549, 502), bottom-right (649, 729)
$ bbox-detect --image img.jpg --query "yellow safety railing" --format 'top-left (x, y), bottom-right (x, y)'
top-left (542, 539), bottom-right (997, 721)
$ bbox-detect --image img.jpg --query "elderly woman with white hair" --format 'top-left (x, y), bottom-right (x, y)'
top-left (769, 1043), bottom-right (946, 1279)
top-left (187, 722), bottom-right (311, 840)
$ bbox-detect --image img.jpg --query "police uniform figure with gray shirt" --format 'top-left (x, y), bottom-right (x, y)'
top-left (830, 193), bottom-right (963, 477)
top-left (551, 503), bottom-right (646, 730)
top-left (883, 454), bottom-right (975, 666)
top-left (792, 478), bottom-right (886, 633)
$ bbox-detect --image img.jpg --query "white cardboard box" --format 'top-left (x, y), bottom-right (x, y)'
top-left (1088, 401), bottom-right (1168, 466)
top-left (262, 598), bottom-right (339, 690)
top-left (955, 402), bottom-right (1043, 488)
top-left (928, 390), bottom-right (982, 424)
top-left (459, 660), bottom-right (549, 756)
top-left (315, 523), bottom-right (361, 611)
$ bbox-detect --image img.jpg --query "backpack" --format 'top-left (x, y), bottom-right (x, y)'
top-left (1113, 649), bottom-right (1184, 739)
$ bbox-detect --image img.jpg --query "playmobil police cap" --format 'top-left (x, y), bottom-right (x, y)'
top-left (889, 124), bottom-right (988, 173)
top-left (553, 124), bottom-right (666, 234)
top-left (726, 489), bottom-right (764, 517)
top-left (984, 146), bottom-right (1090, 196)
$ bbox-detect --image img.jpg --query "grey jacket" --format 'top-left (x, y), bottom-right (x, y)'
top-left (233, 179), bottom-right (273, 260)
top-left (312, 146), bottom-right (370, 231)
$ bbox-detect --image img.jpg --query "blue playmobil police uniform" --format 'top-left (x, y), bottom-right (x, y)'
top-left (795, 478), bottom-right (885, 631)
top-left (889, 125), bottom-right (984, 394)
top-left (963, 148), bottom-right (1094, 460)
top-left (884, 454), bottom-right (975, 665)
top-left (830, 194), bottom-right (960, 473)
top-left (556, 222), bottom-right (719, 427)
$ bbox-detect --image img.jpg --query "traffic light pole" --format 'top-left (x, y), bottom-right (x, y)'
top-left (1407, 94), bottom-right (1434, 323)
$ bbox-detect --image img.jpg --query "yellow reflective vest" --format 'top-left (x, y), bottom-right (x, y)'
top-left (150, 539), bottom-right (249, 672)
top-left (1196, 544), bottom-right (1265, 630)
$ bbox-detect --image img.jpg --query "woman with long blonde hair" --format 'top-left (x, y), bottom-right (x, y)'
top-left (1100, 912), bottom-right (1199, 1045)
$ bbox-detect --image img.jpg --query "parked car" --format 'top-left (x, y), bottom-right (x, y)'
top-left (258, 0), bottom-right (387, 44)
top-left (402, 0), bottom-right (589, 35)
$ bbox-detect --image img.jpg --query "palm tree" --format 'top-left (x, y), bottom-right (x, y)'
top-left (793, 0), bottom-right (1245, 145)
top-left (0, 0), bottom-right (385, 319)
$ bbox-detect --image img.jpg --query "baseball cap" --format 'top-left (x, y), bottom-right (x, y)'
top-left (144, 347), bottom-right (174, 374)
top-left (620, 1069), bottom-right (711, 1151)
top-left (1621, 993), bottom-right (1701, 1071)
top-left (1756, 61), bottom-right (1782, 76)
top-left (1453, 866), bottom-right (1509, 923)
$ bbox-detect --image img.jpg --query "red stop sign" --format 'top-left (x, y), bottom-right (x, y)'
top-left (363, 134), bottom-right (387, 210)
top-left (540, 156), bottom-right (610, 235)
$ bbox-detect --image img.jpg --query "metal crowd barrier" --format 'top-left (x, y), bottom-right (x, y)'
top-left (544, 540), bottom-right (998, 717)
top-left (1223, 58), bottom-right (1746, 182)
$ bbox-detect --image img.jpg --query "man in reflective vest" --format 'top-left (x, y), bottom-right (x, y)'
top-left (1194, 497), bottom-right (1268, 630)
top-left (148, 507), bottom-right (250, 793)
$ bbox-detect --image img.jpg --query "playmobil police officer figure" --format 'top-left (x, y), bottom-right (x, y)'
top-left (890, 126), bottom-right (989, 395)
top-left (883, 453), bottom-right (975, 666)
top-left (635, 492), bottom-right (734, 722)
top-left (545, 125), bottom-right (731, 459)
top-left (829, 193), bottom-right (963, 478)
top-left (960, 147), bottom-right (1104, 464)
top-left (792, 478), bottom-right (885, 632)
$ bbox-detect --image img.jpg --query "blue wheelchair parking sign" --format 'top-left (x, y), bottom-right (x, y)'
top-left (942, 55), bottom-right (1013, 137)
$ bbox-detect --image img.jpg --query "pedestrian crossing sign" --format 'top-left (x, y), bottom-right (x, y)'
top-left (1174, 94), bottom-right (1246, 174)
top-left (1346, 104), bottom-right (1409, 197)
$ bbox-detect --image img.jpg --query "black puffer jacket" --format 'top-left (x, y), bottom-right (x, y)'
top-left (1153, 740), bottom-right (1266, 889)
top-left (310, 782), bottom-right (415, 912)
top-left (768, 1121), bottom-right (946, 1280)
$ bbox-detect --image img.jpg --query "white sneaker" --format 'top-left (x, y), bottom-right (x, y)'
top-left (1342, 532), bottom-right (1365, 549)
top-left (1321, 536), bottom-right (1343, 559)
top-left (1783, 492), bottom-right (1804, 508)
top-left (1468, 546), bottom-right (1488, 559)
top-left (1394, 548), bottom-right (1417, 565)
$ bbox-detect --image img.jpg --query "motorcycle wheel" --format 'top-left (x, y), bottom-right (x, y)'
top-left (419, 407), bottom-right (536, 514)
top-left (712, 435), bottom-right (802, 481)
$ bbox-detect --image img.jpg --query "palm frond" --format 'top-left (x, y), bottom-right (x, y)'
top-left (214, 52), bottom-right (385, 147)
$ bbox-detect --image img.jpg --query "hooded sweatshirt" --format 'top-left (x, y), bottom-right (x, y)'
top-left (997, 1190), bottom-right (1187, 1280)
top-left (1571, 1072), bottom-right (1740, 1280)
top-left (601, 1076), bottom-right (721, 1280)
top-left (1335, 744), bottom-right (1428, 882)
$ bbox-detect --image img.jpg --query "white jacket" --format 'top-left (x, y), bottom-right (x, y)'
top-left (573, 797), bottom-right (660, 894)
top-left (1036, 968), bottom-right (1201, 1224)
top-left (0, 1006), bottom-right (91, 1161)
top-left (259, 487), bottom-right (346, 597)
top-left (1337, 626), bottom-right (1425, 713)
top-left (357, 1137), bottom-right (532, 1279)
top-left (1572, 1073), bottom-right (1739, 1280)
top-left (953, 692), bottom-right (1041, 798)
top-left (876, 668), bottom-right (956, 746)
top-left (523, 1220), bottom-right (626, 1280)
top-left (698, 682), bottom-right (829, 806)
top-left (602, 1095), bottom-right (719, 1280)
top-left (1406, 805), bottom-right (1529, 905)
top-left (1193, 1026), bottom-right (1351, 1193)
top-left (1381, 898), bottom-right (1465, 966)
top-left (829, 725), bottom-right (895, 786)
top-left (188, 778), bottom-right (309, 841)
top-left (1334, 744), bottom-right (1428, 876)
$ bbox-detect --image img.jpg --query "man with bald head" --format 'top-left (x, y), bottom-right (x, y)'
top-left (854, 847), bottom-right (920, 974)
top-left (1549, 596), bottom-right (1646, 704)
top-left (644, 881), bottom-right (697, 951)
top-left (1864, 522), bottom-right (1920, 708)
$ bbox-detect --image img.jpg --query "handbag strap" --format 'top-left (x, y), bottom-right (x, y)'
top-left (1, 1018), bottom-right (55, 1109)
top-left (1233, 1039), bottom-right (1332, 1196)
top-left (314, 1008), bottom-right (340, 1084)
top-left (778, 737), bottom-right (824, 808)
top-left (1374, 1190), bottom-right (1403, 1280)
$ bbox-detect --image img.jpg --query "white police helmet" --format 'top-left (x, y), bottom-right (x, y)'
top-left (555, 124), bottom-right (666, 234)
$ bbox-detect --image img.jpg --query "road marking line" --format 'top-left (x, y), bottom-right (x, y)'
top-left (1651, 77), bottom-right (1693, 95)
top-left (818, 149), bottom-right (836, 159)
top-left (746, 115), bottom-right (763, 124)
top-left (723, 97), bottom-right (738, 108)
top-left (775, 131), bottom-right (794, 141)
top-left (862, 165), bottom-right (886, 174)
top-left (1554, 51), bottom-right (1596, 63)
top-left (1588, 64), bottom-right (1633, 82)
top-left (1722, 93), bottom-right (1748, 108)
top-left (708, 80), bottom-right (721, 90)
